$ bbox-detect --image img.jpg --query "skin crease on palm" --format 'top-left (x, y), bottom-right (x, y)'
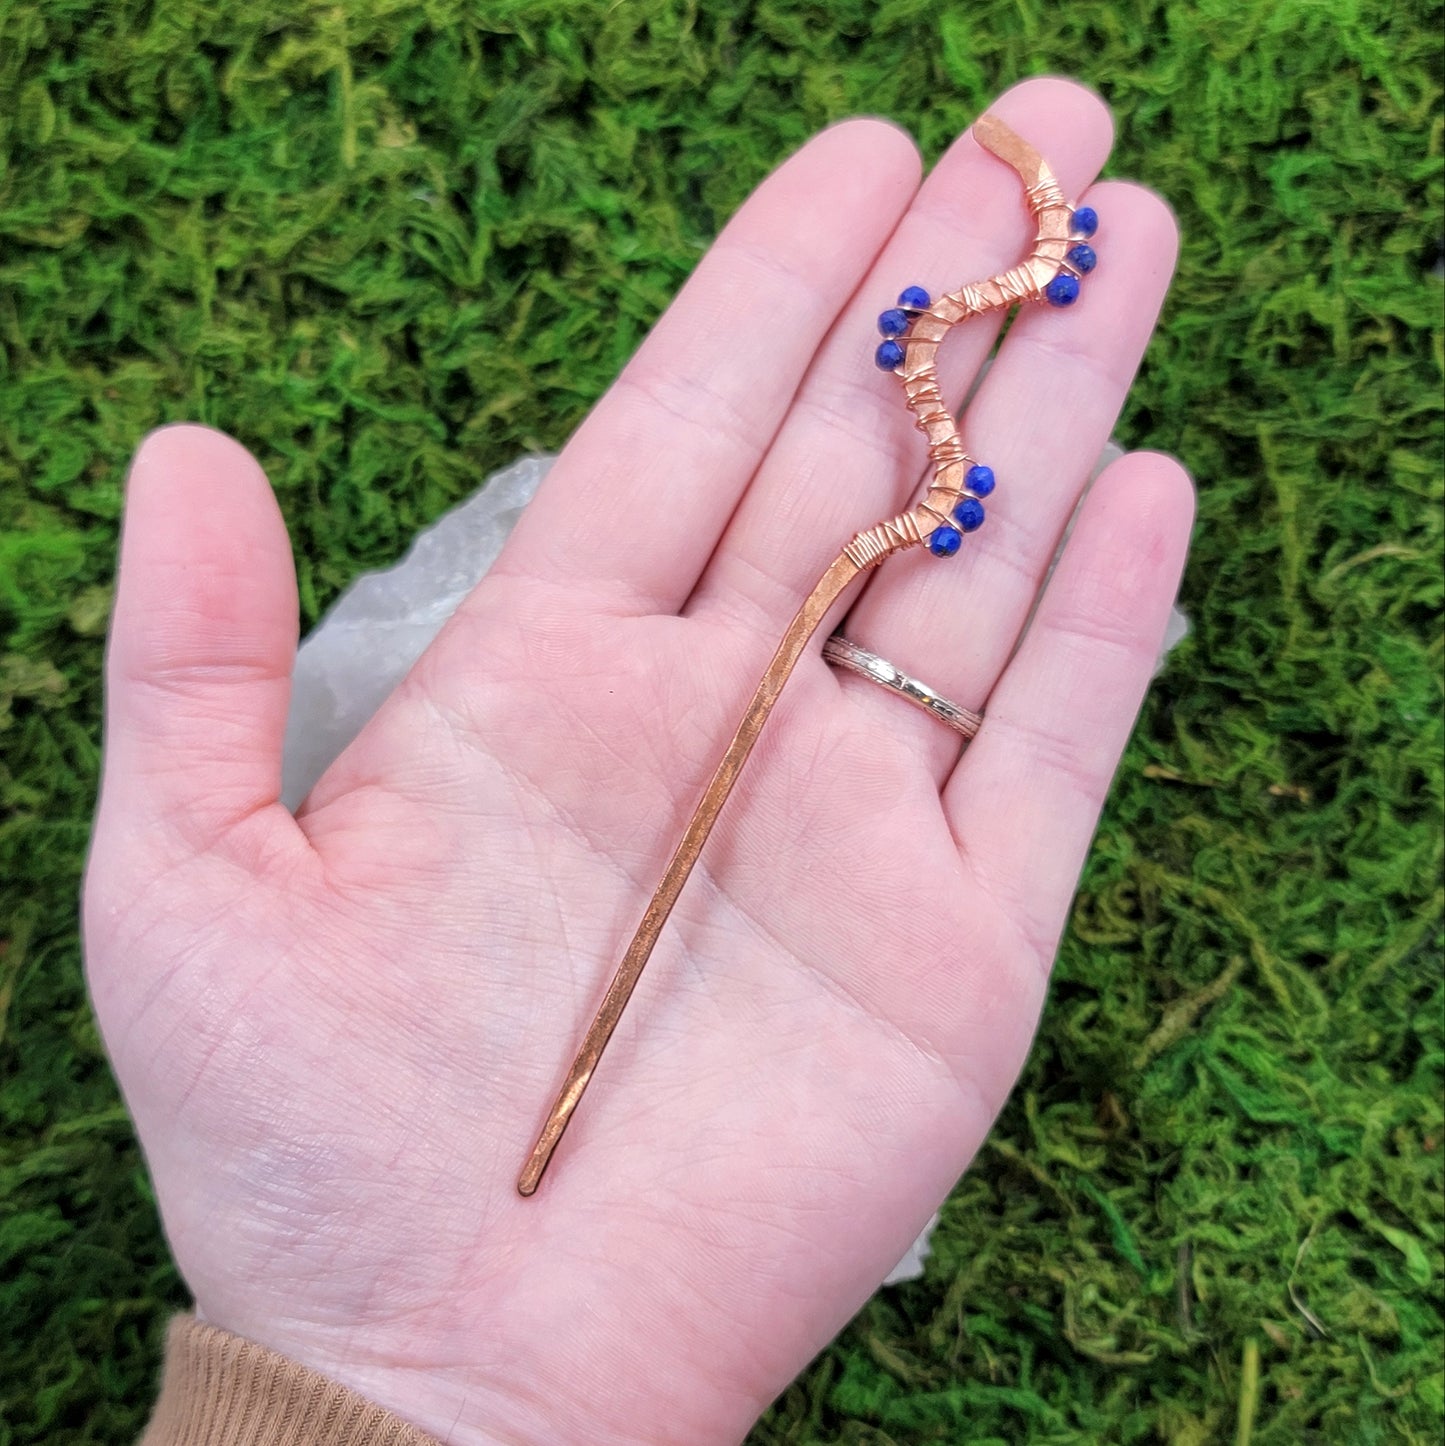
top-left (82, 77), bottom-right (1192, 1446)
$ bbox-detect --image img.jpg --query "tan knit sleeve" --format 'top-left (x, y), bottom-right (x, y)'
top-left (140, 1316), bottom-right (443, 1446)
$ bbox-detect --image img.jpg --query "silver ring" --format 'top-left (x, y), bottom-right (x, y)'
top-left (823, 635), bottom-right (983, 740)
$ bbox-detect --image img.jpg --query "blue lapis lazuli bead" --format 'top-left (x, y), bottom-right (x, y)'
top-left (1067, 243), bottom-right (1097, 275)
top-left (1072, 206), bottom-right (1098, 238)
top-left (897, 285), bottom-right (931, 311)
top-left (953, 496), bottom-right (986, 532)
top-left (929, 524), bottom-right (962, 557)
top-left (965, 464), bottom-right (996, 497)
top-left (877, 308), bottom-right (910, 338)
top-left (875, 339), bottom-right (905, 370)
top-left (1046, 274), bottom-right (1080, 307)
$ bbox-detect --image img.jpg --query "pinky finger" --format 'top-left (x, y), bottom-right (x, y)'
top-left (943, 451), bottom-right (1195, 970)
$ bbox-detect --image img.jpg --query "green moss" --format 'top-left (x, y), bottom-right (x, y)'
top-left (1, 2), bottom-right (1440, 1441)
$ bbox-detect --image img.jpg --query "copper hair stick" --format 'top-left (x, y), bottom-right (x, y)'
top-left (518, 114), bottom-right (1096, 1195)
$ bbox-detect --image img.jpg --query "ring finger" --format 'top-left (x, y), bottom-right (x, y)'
top-left (834, 177), bottom-right (1181, 784)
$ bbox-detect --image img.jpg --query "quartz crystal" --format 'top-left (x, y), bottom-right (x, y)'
top-left (281, 454), bottom-right (553, 809)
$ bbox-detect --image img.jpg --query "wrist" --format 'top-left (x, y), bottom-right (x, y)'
top-left (144, 1316), bottom-right (448, 1446)
top-left (182, 1310), bottom-right (669, 1446)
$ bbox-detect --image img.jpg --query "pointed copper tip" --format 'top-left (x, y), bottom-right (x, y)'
top-left (517, 1117), bottom-right (563, 1195)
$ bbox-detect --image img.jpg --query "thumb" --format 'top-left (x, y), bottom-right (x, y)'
top-left (95, 423), bottom-right (302, 858)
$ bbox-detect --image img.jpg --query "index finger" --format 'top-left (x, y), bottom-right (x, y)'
top-left (486, 118), bottom-right (922, 617)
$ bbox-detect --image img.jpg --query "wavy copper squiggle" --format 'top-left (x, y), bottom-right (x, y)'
top-left (845, 116), bottom-right (1073, 571)
top-left (518, 116), bottom-right (1076, 1195)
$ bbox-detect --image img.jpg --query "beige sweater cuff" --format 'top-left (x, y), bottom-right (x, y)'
top-left (140, 1316), bottom-right (442, 1446)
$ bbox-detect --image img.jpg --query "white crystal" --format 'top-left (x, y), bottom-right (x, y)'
top-left (280, 454), bottom-right (554, 809)
top-left (882, 1210), bottom-right (942, 1285)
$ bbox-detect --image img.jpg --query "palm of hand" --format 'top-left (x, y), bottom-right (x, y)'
top-left (101, 586), bottom-right (1017, 1441)
top-left (85, 81), bottom-right (1190, 1446)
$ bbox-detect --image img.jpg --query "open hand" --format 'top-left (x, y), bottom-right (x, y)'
top-left (84, 77), bottom-right (1190, 1446)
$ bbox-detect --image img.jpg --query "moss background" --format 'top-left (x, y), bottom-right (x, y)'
top-left (1, 1), bottom-right (1441, 1441)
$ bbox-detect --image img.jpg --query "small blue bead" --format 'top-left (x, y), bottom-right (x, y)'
top-left (875, 339), bottom-right (905, 370)
top-left (1072, 206), bottom-right (1098, 238)
top-left (1045, 274), bottom-right (1080, 307)
top-left (953, 496), bottom-right (986, 532)
top-left (897, 285), bottom-right (931, 311)
top-left (928, 524), bottom-right (962, 557)
top-left (1067, 243), bottom-right (1097, 275)
top-left (965, 464), bottom-right (996, 497)
top-left (877, 308), bottom-right (910, 338)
